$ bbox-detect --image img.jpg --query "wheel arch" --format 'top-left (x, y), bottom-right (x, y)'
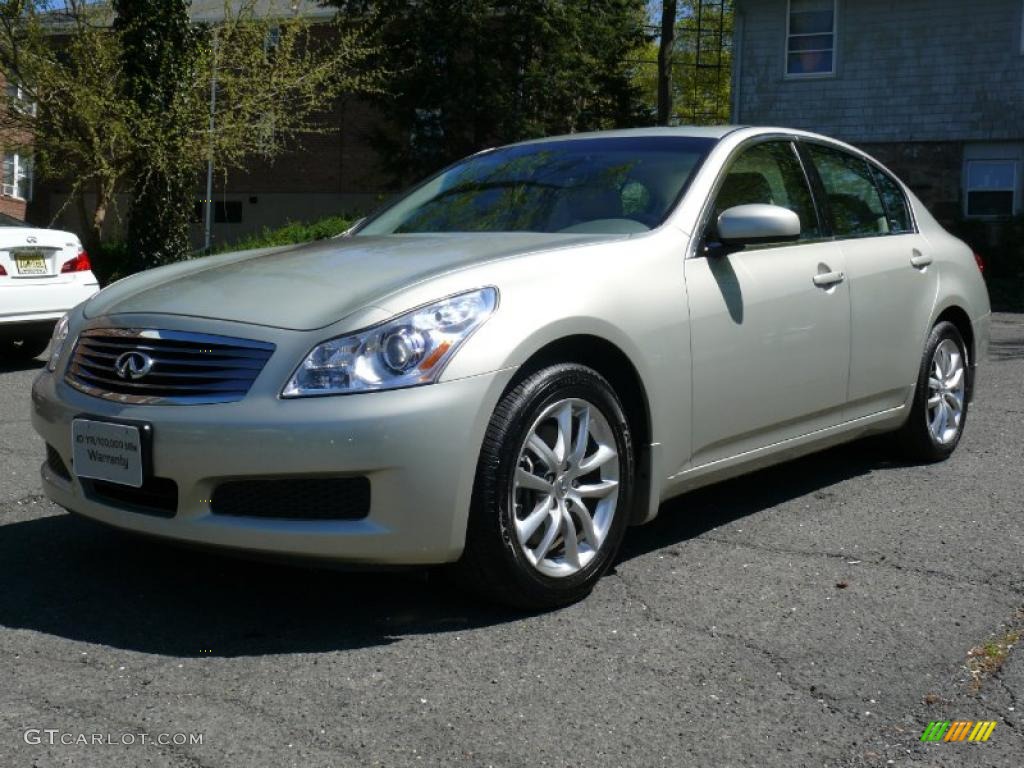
top-left (932, 304), bottom-right (976, 401)
top-left (510, 334), bottom-right (656, 526)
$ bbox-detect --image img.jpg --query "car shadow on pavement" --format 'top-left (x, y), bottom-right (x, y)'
top-left (0, 441), bottom-right (905, 658)
top-left (0, 357), bottom-right (45, 374)
top-left (616, 439), bottom-right (900, 563)
top-left (0, 510), bottom-right (517, 658)
top-left (989, 334), bottom-right (1024, 361)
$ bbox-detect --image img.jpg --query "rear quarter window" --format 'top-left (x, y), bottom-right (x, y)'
top-left (870, 166), bottom-right (914, 234)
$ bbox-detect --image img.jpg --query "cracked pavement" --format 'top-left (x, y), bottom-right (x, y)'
top-left (1, 314), bottom-right (1022, 767)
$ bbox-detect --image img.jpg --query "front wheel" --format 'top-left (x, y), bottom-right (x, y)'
top-left (897, 321), bottom-right (969, 462)
top-left (455, 364), bottom-right (635, 609)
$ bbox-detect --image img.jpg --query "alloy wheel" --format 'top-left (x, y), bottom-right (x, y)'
top-left (510, 398), bottom-right (620, 578)
top-left (926, 338), bottom-right (966, 445)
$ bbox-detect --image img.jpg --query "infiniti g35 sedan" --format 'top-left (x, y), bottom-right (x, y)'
top-left (0, 214), bottom-right (98, 359)
top-left (32, 127), bottom-right (990, 608)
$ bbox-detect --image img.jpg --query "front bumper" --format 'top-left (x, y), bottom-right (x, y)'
top-left (32, 365), bottom-right (514, 565)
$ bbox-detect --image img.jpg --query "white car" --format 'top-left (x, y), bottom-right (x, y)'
top-left (0, 214), bottom-right (99, 359)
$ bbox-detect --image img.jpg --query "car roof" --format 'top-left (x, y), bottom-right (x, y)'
top-left (509, 125), bottom-right (747, 147)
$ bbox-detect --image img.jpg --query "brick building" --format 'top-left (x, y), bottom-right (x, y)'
top-left (28, 0), bottom-right (392, 248)
top-left (0, 78), bottom-right (35, 221)
top-left (730, 0), bottom-right (1024, 228)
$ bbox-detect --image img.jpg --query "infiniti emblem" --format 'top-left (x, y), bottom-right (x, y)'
top-left (26, 235), bottom-right (37, 244)
top-left (115, 351), bottom-right (154, 380)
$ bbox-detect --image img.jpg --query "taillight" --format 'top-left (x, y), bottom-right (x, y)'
top-left (0, 264), bottom-right (6, 276)
top-left (61, 251), bottom-right (92, 273)
top-left (973, 252), bottom-right (985, 273)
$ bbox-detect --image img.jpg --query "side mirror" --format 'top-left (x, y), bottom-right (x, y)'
top-left (716, 204), bottom-right (801, 246)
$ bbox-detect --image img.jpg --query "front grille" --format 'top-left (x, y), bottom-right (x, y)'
top-left (81, 476), bottom-right (179, 518)
top-left (46, 444), bottom-right (71, 481)
top-left (211, 477), bottom-right (371, 520)
top-left (65, 328), bottom-right (275, 405)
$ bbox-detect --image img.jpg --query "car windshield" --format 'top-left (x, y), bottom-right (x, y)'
top-left (357, 136), bottom-right (716, 236)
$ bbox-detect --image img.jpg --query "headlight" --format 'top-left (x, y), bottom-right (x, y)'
top-left (282, 287), bottom-right (498, 397)
top-left (46, 313), bottom-right (70, 372)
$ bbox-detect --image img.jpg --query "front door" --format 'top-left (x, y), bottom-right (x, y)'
top-left (684, 140), bottom-right (851, 469)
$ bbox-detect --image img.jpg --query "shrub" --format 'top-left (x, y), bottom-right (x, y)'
top-left (213, 215), bottom-right (355, 254)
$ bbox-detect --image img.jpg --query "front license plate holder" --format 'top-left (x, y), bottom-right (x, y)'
top-left (72, 418), bottom-right (151, 488)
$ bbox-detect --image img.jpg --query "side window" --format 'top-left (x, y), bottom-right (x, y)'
top-left (805, 144), bottom-right (889, 237)
top-left (711, 141), bottom-right (819, 242)
top-left (870, 166), bottom-right (914, 234)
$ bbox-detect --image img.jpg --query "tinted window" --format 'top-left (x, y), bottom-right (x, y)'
top-left (870, 166), bottom-right (913, 233)
top-left (806, 144), bottom-right (889, 237)
top-left (711, 141), bottom-right (819, 241)
top-left (358, 137), bottom-right (715, 235)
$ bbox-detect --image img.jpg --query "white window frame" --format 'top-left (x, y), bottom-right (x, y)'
top-left (1, 151), bottom-right (32, 201)
top-left (963, 159), bottom-right (1017, 219)
top-left (785, 0), bottom-right (838, 79)
top-left (4, 81), bottom-right (37, 116)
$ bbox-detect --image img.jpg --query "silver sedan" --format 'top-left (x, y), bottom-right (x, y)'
top-left (31, 126), bottom-right (991, 608)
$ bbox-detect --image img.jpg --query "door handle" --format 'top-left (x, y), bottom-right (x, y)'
top-left (910, 250), bottom-right (933, 269)
top-left (812, 270), bottom-right (845, 287)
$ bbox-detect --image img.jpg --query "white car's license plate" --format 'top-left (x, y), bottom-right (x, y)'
top-left (72, 419), bottom-right (144, 488)
top-left (14, 251), bottom-right (47, 275)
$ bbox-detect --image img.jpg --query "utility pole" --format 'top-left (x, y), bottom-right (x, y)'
top-left (657, 0), bottom-right (677, 126)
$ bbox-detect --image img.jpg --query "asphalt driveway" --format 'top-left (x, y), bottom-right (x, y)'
top-left (1, 315), bottom-right (1021, 767)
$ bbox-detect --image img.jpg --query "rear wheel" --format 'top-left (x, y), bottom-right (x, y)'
top-left (455, 364), bottom-right (634, 609)
top-left (898, 321), bottom-right (969, 462)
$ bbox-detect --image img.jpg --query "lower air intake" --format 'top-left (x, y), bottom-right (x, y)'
top-left (211, 477), bottom-right (371, 521)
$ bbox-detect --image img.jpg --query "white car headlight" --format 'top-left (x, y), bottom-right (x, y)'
top-left (282, 287), bottom-right (498, 397)
top-left (47, 313), bottom-right (71, 372)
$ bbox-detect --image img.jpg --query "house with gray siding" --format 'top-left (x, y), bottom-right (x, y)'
top-left (730, 0), bottom-right (1024, 226)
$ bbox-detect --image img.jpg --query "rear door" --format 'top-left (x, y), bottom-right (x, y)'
top-left (684, 139), bottom-right (851, 468)
top-left (800, 142), bottom-right (938, 418)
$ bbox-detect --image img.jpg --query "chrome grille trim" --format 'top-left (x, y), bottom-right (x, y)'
top-left (64, 328), bottom-right (275, 405)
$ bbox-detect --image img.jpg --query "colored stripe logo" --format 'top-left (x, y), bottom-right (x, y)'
top-left (920, 721), bottom-right (997, 742)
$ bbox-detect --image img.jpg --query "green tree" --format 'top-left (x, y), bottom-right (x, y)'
top-left (113, 0), bottom-right (200, 271)
top-left (330, 0), bottom-right (650, 182)
top-left (0, 0), bottom-right (384, 273)
top-left (642, 0), bottom-right (733, 126)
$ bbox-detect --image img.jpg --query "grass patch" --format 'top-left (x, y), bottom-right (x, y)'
top-left (212, 215), bottom-right (355, 254)
top-left (967, 626), bottom-right (1021, 690)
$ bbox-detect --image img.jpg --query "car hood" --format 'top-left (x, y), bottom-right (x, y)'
top-left (84, 232), bottom-right (623, 331)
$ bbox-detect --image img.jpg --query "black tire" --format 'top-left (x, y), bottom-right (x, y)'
top-left (454, 364), bottom-right (635, 609)
top-left (2, 333), bottom-right (50, 360)
top-left (897, 321), bottom-right (969, 462)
